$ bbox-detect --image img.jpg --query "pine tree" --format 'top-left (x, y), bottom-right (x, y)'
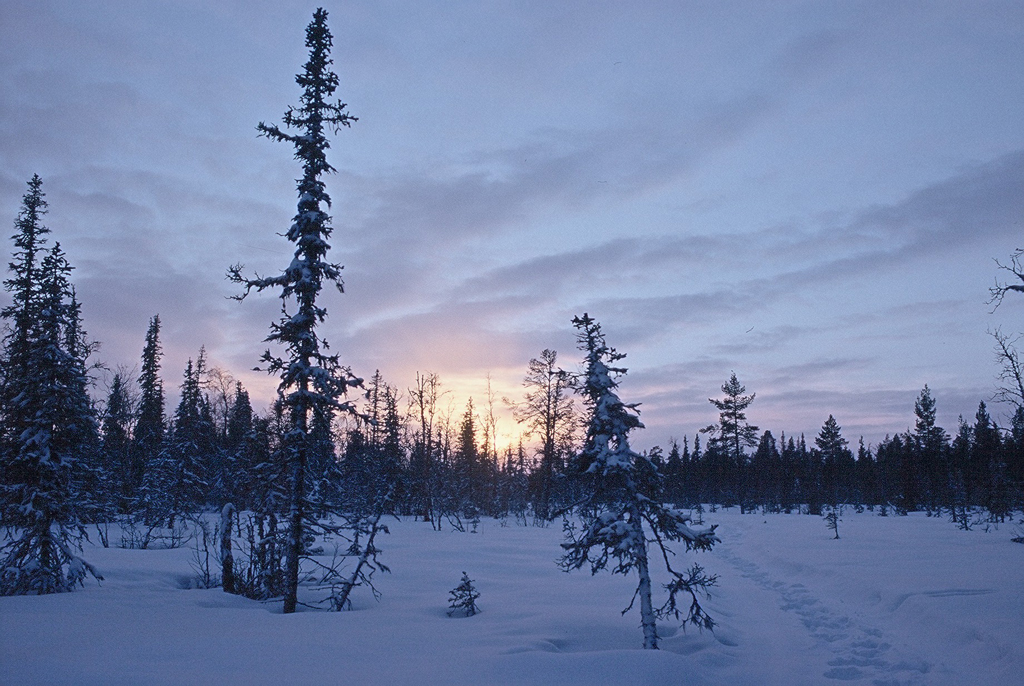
top-left (1007, 407), bottom-right (1024, 511)
top-left (163, 357), bottom-right (215, 518)
top-left (664, 440), bottom-right (685, 505)
top-left (447, 572), bottom-right (481, 617)
top-left (824, 509), bottom-right (841, 539)
top-left (816, 415), bottom-right (852, 507)
top-left (752, 430), bottom-right (780, 512)
top-left (133, 315), bottom-right (165, 503)
top-left (229, 8), bottom-right (362, 614)
top-left (912, 386), bottom-right (949, 512)
top-left (948, 417), bottom-right (973, 528)
top-left (307, 405), bottom-right (339, 517)
top-left (1, 176), bottom-right (49, 463)
top-left (560, 314), bottom-right (718, 649)
top-left (224, 382), bottom-right (255, 507)
top-left (702, 373), bottom-right (758, 509)
top-left (343, 372), bottom-right (404, 518)
top-left (971, 402), bottom-right (1001, 511)
top-left (456, 399), bottom-right (481, 515)
top-left (378, 382), bottom-right (405, 511)
top-left (0, 179), bottom-right (102, 594)
top-left (101, 372), bottom-right (135, 513)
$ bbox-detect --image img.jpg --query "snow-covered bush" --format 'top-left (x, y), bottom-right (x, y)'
top-left (447, 571), bottom-right (480, 617)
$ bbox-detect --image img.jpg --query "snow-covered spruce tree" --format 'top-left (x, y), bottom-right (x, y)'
top-left (229, 7), bottom-right (363, 614)
top-left (560, 314), bottom-right (719, 649)
top-left (132, 314), bottom-right (165, 508)
top-left (0, 179), bottom-right (102, 594)
top-left (0, 176), bottom-right (49, 457)
top-left (447, 571), bottom-right (480, 617)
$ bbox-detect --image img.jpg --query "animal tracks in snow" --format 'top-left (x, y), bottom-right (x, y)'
top-left (717, 545), bottom-right (933, 685)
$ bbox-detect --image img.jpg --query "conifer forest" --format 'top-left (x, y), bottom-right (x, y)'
top-left (2, 5), bottom-right (1022, 685)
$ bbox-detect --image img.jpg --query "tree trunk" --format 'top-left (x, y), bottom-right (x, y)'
top-left (220, 503), bottom-right (235, 594)
top-left (284, 426), bottom-right (306, 613)
top-left (630, 506), bottom-right (658, 649)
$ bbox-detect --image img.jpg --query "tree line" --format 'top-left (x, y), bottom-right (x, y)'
top-left (2, 173), bottom-right (1022, 595)
top-left (659, 377), bottom-right (1023, 524)
top-left (9, 185), bottom-right (1017, 619)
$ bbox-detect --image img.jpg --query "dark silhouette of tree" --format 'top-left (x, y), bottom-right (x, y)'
top-left (991, 328), bottom-right (1024, 411)
top-left (752, 430), bottom-right (781, 512)
top-left (971, 402), bottom-right (1001, 512)
top-left (989, 247), bottom-right (1024, 308)
top-left (0, 178), bottom-right (102, 594)
top-left (816, 415), bottom-right (853, 508)
top-left (228, 8), bottom-right (362, 614)
top-left (508, 349), bottom-right (577, 520)
top-left (133, 315), bottom-right (165, 503)
top-left (101, 371), bottom-right (136, 513)
top-left (703, 373), bottom-right (758, 509)
top-left (912, 385), bottom-right (949, 512)
top-left (408, 371), bottom-right (442, 525)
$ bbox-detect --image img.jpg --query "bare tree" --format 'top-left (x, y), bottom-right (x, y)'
top-left (989, 247), bottom-right (1024, 309)
top-left (481, 373), bottom-right (500, 466)
top-left (506, 349), bottom-right (577, 520)
top-left (991, 328), bottom-right (1024, 411)
top-left (408, 372), bottom-right (444, 527)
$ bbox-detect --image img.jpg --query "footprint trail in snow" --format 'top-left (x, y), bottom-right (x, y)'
top-left (716, 542), bottom-right (932, 685)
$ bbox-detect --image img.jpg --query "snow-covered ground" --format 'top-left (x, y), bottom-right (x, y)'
top-left (2, 510), bottom-right (1021, 685)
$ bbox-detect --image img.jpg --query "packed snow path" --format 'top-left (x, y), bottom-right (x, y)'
top-left (1, 510), bottom-right (1021, 685)
top-left (708, 511), bottom-right (1020, 686)
top-left (716, 537), bottom-right (933, 683)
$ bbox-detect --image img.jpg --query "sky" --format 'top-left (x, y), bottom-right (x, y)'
top-left (1, 1), bottom-right (1022, 452)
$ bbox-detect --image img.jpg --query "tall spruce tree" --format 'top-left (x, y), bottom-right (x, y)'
top-left (971, 402), bottom-right (1000, 509)
top-left (816, 415), bottom-right (853, 507)
top-left (456, 399), bottom-right (481, 514)
top-left (102, 372), bottom-right (135, 512)
top-left (133, 315), bottom-right (165, 504)
top-left (223, 382), bottom-right (254, 506)
top-left (703, 373), bottom-right (758, 509)
top-left (560, 314), bottom-right (718, 649)
top-left (912, 385), bottom-right (948, 511)
top-left (0, 178), bottom-right (102, 594)
top-left (1, 176), bottom-right (49, 457)
top-left (229, 7), bottom-right (363, 613)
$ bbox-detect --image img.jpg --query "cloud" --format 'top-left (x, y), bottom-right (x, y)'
top-left (337, 86), bottom-right (781, 275)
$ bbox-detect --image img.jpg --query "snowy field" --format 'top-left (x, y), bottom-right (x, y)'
top-left (2, 510), bottom-right (1021, 686)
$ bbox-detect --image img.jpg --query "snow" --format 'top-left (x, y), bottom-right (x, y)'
top-left (1, 510), bottom-right (1021, 685)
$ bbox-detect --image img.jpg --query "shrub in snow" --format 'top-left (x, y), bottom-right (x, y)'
top-left (320, 513), bottom-right (391, 611)
top-left (447, 572), bottom-right (480, 617)
top-left (188, 517), bottom-right (221, 589)
top-left (824, 510), bottom-right (841, 539)
top-left (559, 314), bottom-right (719, 650)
